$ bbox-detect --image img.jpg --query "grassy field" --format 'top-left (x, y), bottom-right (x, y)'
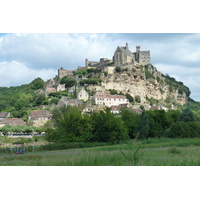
top-left (1, 138), bottom-right (200, 166)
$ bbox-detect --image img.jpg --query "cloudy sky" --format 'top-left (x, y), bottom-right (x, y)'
top-left (0, 33), bottom-right (200, 101)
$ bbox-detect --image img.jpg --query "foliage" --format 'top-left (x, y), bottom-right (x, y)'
top-left (30, 78), bottom-right (45, 90)
top-left (179, 107), bottom-right (196, 122)
top-left (0, 125), bottom-right (42, 133)
top-left (164, 74), bottom-right (191, 97)
top-left (135, 95), bottom-right (141, 103)
top-left (120, 108), bottom-right (139, 139)
top-left (139, 107), bottom-right (150, 139)
top-left (115, 67), bottom-right (122, 73)
top-left (60, 76), bottom-right (76, 87)
top-left (91, 108), bottom-right (129, 143)
top-left (46, 106), bottom-right (129, 144)
top-left (109, 89), bottom-right (118, 95)
top-left (45, 106), bottom-right (94, 143)
top-left (50, 97), bottom-right (59, 105)
top-left (79, 79), bottom-right (102, 86)
top-left (126, 93), bottom-right (134, 103)
top-left (145, 69), bottom-right (155, 79)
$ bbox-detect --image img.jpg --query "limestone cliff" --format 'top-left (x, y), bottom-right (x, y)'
top-left (88, 64), bottom-right (190, 106)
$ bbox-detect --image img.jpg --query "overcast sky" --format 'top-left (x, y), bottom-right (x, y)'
top-left (0, 33), bottom-right (200, 101)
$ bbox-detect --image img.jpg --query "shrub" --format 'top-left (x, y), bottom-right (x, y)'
top-left (135, 95), bottom-right (141, 103)
top-left (115, 67), bottom-right (122, 73)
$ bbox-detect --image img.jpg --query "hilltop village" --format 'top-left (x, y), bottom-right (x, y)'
top-left (0, 43), bottom-right (191, 134)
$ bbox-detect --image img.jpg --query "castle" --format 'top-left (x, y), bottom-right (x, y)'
top-left (58, 43), bottom-right (151, 78)
top-left (85, 43), bottom-right (151, 68)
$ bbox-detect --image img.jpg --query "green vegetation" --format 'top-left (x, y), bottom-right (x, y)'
top-left (135, 95), bottom-right (141, 103)
top-left (60, 76), bottom-right (76, 87)
top-left (115, 67), bottom-right (122, 72)
top-left (73, 68), bottom-right (100, 78)
top-left (145, 69), bottom-right (155, 79)
top-left (45, 106), bottom-right (129, 144)
top-left (164, 74), bottom-right (191, 96)
top-left (0, 125), bottom-right (43, 134)
top-left (126, 93), bottom-right (134, 103)
top-left (0, 78), bottom-right (46, 118)
top-left (2, 138), bottom-right (200, 165)
top-left (79, 78), bottom-right (102, 86)
top-left (109, 89), bottom-right (118, 95)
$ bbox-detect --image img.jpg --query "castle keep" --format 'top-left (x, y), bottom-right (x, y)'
top-left (113, 43), bottom-right (151, 66)
top-left (84, 43), bottom-right (151, 68)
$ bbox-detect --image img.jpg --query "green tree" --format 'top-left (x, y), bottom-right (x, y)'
top-left (45, 106), bottom-right (94, 143)
top-left (126, 93), bottom-right (134, 103)
top-left (139, 107), bottom-right (149, 139)
top-left (30, 78), bottom-right (45, 90)
top-left (91, 108), bottom-right (129, 143)
top-left (60, 76), bottom-right (76, 87)
top-left (115, 67), bottom-right (121, 73)
top-left (120, 108), bottom-right (140, 138)
top-left (179, 107), bottom-right (196, 122)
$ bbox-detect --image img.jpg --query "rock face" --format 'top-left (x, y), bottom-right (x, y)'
top-left (88, 64), bottom-right (189, 105)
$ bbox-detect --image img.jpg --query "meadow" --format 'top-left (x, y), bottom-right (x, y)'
top-left (1, 138), bottom-right (200, 166)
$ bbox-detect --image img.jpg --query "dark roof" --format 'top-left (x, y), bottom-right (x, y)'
top-left (120, 47), bottom-right (133, 57)
top-left (0, 112), bottom-right (10, 118)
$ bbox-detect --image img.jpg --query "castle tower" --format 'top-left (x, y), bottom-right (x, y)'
top-left (136, 45), bottom-right (140, 52)
top-left (126, 42), bottom-right (129, 50)
top-left (136, 45), bottom-right (140, 62)
top-left (85, 58), bottom-right (88, 67)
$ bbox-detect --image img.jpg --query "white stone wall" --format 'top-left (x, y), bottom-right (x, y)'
top-left (95, 97), bottom-right (129, 107)
top-left (77, 88), bottom-right (89, 101)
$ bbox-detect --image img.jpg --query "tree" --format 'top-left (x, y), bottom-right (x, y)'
top-left (30, 78), bottom-right (45, 90)
top-left (126, 93), bottom-right (134, 103)
top-left (179, 107), bottom-right (196, 123)
top-left (120, 108), bottom-right (139, 138)
top-left (45, 106), bottom-right (94, 143)
top-left (91, 108), bottom-right (129, 143)
top-left (115, 67), bottom-right (121, 73)
top-left (139, 107), bottom-right (149, 139)
top-left (60, 76), bottom-right (76, 87)
top-left (135, 95), bottom-right (141, 103)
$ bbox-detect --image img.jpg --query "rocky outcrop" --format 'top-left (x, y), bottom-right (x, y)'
top-left (88, 64), bottom-right (188, 105)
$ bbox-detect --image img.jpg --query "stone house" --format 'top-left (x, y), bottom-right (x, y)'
top-left (56, 84), bottom-right (66, 92)
top-left (0, 118), bottom-right (26, 127)
top-left (68, 85), bottom-right (76, 95)
top-left (29, 110), bottom-right (52, 127)
top-left (82, 102), bottom-right (93, 113)
top-left (57, 96), bottom-right (83, 107)
top-left (44, 87), bottom-right (57, 97)
top-left (77, 87), bottom-right (89, 101)
top-left (0, 112), bottom-right (10, 119)
top-left (94, 92), bottom-right (129, 107)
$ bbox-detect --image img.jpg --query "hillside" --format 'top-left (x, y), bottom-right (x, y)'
top-left (0, 78), bottom-right (45, 119)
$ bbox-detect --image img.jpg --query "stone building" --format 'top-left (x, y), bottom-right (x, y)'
top-left (0, 112), bottom-right (10, 119)
top-left (113, 43), bottom-right (151, 66)
top-left (58, 67), bottom-right (74, 79)
top-left (77, 87), bottom-right (89, 101)
top-left (57, 97), bottom-right (83, 107)
top-left (56, 84), bottom-right (66, 92)
top-left (29, 110), bottom-right (52, 127)
top-left (0, 118), bottom-right (26, 127)
top-left (93, 92), bottom-right (129, 107)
